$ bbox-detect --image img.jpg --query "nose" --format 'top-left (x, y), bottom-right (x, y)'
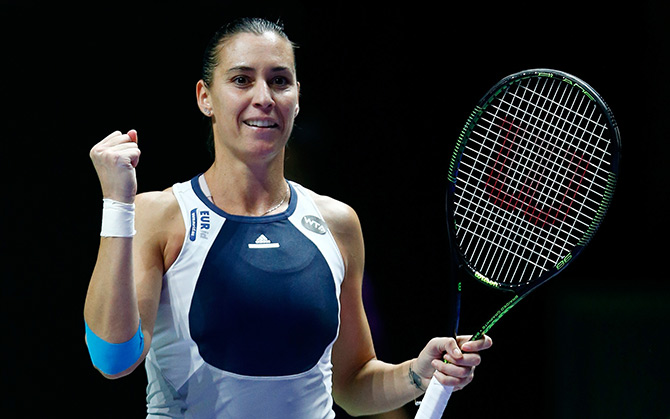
top-left (252, 81), bottom-right (275, 110)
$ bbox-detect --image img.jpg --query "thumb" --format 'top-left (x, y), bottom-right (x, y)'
top-left (127, 129), bottom-right (138, 143)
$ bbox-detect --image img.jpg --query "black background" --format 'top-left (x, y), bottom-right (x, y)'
top-left (2, 1), bottom-right (669, 418)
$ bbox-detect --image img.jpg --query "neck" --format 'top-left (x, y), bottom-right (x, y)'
top-left (203, 156), bottom-right (289, 216)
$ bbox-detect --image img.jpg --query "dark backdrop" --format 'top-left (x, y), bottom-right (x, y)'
top-left (2, 1), bottom-right (668, 417)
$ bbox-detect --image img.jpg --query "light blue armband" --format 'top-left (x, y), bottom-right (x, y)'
top-left (85, 321), bottom-right (145, 375)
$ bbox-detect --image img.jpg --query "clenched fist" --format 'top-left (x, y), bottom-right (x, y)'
top-left (90, 130), bottom-right (141, 203)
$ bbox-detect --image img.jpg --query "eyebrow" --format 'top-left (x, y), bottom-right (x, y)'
top-left (225, 65), bottom-right (292, 74)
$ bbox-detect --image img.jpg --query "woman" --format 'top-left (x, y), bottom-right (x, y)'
top-left (84, 18), bottom-right (492, 418)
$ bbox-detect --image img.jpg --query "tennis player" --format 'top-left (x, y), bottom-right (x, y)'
top-left (84, 17), bottom-right (492, 418)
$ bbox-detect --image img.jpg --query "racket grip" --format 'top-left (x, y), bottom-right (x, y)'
top-left (414, 376), bottom-right (453, 419)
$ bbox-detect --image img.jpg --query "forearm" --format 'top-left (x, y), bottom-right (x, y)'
top-left (335, 358), bottom-right (424, 416)
top-left (84, 237), bottom-right (140, 343)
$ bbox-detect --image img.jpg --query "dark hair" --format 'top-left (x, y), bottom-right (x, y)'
top-left (201, 17), bottom-right (297, 156)
top-left (202, 17), bottom-right (296, 87)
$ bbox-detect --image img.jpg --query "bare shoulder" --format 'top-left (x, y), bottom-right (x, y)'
top-left (303, 187), bottom-right (361, 238)
top-left (303, 187), bottom-right (364, 275)
top-left (134, 188), bottom-right (184, 271)
top-left (135, 188), bottom-right (179, 217)
top-left (134, 187), bottom-right (183, 233)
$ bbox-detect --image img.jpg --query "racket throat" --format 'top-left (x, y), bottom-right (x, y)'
top-left (472, 294), bottom-right (525, 341)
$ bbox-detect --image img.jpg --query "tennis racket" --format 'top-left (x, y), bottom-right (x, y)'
top-left (415, 69), bottom-right (621, 418)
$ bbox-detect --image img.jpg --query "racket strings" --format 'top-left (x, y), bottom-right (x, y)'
top-left (463, 77), bottom-right (564, 283)
top-left (454, 76), bottom-right (613, 286)
top-left (496, 77), bottom-right (602, 281)
top-left (503, 86), bottom-right (611, 159)
top-left (487, 80), bottom-right (610, 201)
top-left (461, 135), bottom-right (602, 225)
top-left (478, 109), bottom-right (611, 199)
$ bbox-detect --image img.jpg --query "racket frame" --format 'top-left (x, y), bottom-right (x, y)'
top-left (444, 68), bottom-right (621, 340)
top-left (416, 68), bottom-right (620, 419)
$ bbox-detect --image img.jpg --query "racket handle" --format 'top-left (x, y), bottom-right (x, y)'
top-left (414, 376), bottom-right (453, 419)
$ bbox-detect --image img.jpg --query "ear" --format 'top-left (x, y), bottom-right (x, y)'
top-left (294, 81), bottom-right (301, 116)
top-left (196, 80), bottom-right (212, 116)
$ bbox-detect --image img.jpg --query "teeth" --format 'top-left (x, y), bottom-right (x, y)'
top-left (245, 120), bottom-right (277, 128)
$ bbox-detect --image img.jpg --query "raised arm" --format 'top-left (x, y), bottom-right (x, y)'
top-left (83, 130), bottom-right (172, 379)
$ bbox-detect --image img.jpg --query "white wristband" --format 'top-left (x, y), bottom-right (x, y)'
top-left (101, 198), bottom-right (136, 237)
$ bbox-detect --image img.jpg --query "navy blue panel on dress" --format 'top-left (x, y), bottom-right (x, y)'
top-left (189, 219), bottom-right (339, 377)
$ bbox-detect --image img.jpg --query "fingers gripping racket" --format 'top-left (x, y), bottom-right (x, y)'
top-left (415, 69), bottom-right (621, 418)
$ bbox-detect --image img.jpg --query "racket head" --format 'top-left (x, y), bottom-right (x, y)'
top-left (446, 69), bottom-right (620, 294)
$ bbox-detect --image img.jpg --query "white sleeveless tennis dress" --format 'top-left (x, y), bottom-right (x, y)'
top-left (145, 175), bottom-right (344, 418)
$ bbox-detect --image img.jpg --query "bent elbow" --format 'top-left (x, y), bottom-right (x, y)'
top-left (98, 362), bottom-right (140, 380)
top-left (334, 403), bottom-right (374, 418)
top-left (332, 392), bottom-right (373, 417)
top-left (84, 321), bottom-right (145, 378)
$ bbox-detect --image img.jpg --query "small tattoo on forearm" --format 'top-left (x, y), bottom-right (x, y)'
top-left (409, 364), bottom-right (426, 392)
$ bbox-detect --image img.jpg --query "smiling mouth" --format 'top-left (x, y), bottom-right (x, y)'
top-left (244, 120), bottom-right (279, 129)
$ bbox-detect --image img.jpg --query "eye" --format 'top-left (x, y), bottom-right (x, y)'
top-left (271, 76), bottom-right (291, 88)
top-left (231, 75), bottom-right (251, 86)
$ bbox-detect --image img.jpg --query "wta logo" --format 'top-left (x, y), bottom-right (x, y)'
top-left (301, 215), bottom-right (327, 235)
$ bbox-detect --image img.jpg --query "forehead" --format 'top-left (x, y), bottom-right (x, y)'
top-left (218, 32), bottom-right (295, 70)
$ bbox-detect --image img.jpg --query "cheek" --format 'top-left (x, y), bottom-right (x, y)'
top-left (279, 95), bottom-right (299, 122)
top-left (212, 85), bottom-right (246, 108)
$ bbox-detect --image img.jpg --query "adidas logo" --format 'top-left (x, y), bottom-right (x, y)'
top-left (248, 234), bottom-right (280, 249)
